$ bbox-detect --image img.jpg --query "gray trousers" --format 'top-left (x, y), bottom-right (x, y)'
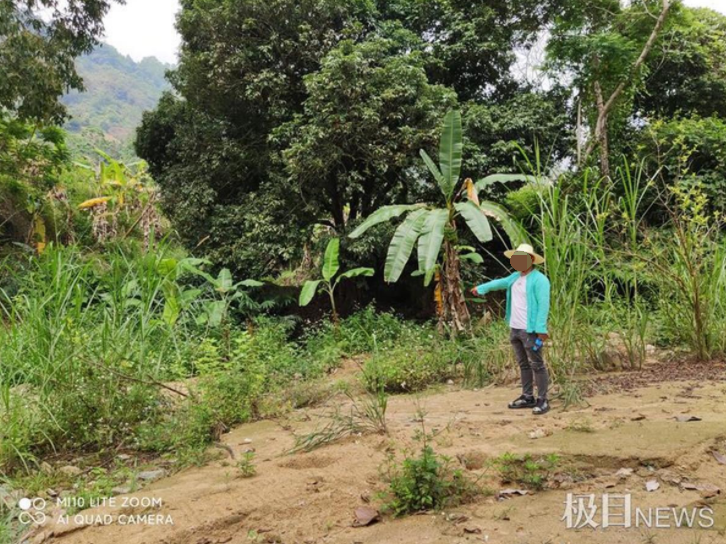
top-left (510, 328), bottom-right (549, 400)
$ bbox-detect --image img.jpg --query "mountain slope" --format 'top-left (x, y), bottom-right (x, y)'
top-left (62, 43), bottom-right (172, 161)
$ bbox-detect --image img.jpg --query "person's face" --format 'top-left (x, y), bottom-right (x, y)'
top-left (510, 252), bottom-right (533, 272)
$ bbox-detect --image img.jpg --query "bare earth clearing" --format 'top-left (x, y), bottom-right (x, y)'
top-left (29, 359), bottom-right (726, 544)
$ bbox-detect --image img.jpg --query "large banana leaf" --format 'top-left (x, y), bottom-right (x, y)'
top-left (216, 268), bottom-right (234, 292)
top-left (475, 173), bottom-right (538, 192)
top-left (349, 204), bottom-right (423, 238)
top-left (438, 110), bottom-right (462, 200)
top-left (384, 209), bottom-right (427, 283)
top-left (322, 238), bottom-right (340, 281)
top-left (417, 208), bottom-right (448, 274)
top-left (420, 149), bottom-right (443, 183)
top-left (336, 267), bottom-right (374, 283)
top-left (299, 280), bottom-right (322, 306)
top-left (206, 300), bottom-right (227, 327)
top-left (455, 201), bottom-right (493, 243)
top-left (478, 200), bottom-right (529, 247)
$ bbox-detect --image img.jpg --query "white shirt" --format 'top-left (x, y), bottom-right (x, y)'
top-left (509, 274), bottom-right (528, 329)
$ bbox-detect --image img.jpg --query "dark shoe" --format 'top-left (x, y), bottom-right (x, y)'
top-left (533, 398), bottom-right (550, 415)
top-left (508, 395), bottom-right (536, 409)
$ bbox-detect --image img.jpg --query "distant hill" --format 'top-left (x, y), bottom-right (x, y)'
top-left (62, 43), bottom-right (172, 162)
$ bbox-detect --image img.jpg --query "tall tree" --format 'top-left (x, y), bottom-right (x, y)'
top-left (547, 0), bottom-right (674, 179)
top-left (273, 27), bottom-right (456, 230)
top-left (635, 7), bottom-right (726, 119)
top-left (137, 0), bottom-right (565, 275)
top-left (0, 0), bottom-right (122, 123)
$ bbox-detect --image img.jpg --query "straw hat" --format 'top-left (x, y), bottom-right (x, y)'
top-left (504, 243), bottom-right (545, 265)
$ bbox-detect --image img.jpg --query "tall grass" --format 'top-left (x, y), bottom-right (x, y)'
top-left (527, 156), bottom-right (725, 383)
top-left (642, 186), bottom-right (726, 359)
top-left (0, 244), bottom-right (191, 470)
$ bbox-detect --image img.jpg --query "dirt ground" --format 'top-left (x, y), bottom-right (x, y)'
top-left (27, 359), bottom-right (726, 544)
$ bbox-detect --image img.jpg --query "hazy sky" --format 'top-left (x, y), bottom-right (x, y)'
top-left (102, 0), bottom-right (726, 65)
top-left (103, 0), bottom-right (181, 64)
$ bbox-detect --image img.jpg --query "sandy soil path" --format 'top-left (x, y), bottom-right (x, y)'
top-left (28, 369), bottom-right (726, 544)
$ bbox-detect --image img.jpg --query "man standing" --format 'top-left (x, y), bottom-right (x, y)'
top-left (471, 244), bottom-right (551, 415)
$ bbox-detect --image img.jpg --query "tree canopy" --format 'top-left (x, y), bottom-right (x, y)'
top-left (0, 0), bottom-right (121, 123)
top-left (137, 0), bottom-right (568, 275)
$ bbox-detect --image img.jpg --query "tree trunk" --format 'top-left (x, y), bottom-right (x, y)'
top-left (593, 80), bottom-right (611, 180)
top-left (580, 0), bottom-right (671, 176)
top-left (439, 238), bottom-right (470, 336)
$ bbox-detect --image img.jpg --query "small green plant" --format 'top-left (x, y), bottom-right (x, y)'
top-left (298, 238), bottom-right (374, 323)
top-left (493, 452), bottom-right (559, 491)
top-left (237, 452), bottom-right (256, 478)
top-left (384, 419), bottom-right (480, 517)
top-left (184, 265), bottom-right (264, 328)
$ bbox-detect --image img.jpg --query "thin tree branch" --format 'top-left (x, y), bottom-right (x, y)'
top-left (582, 0), bottom-right (672, 167)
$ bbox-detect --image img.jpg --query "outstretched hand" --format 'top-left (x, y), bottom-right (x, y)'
top-left (470, 287), bottom-right (479, 297)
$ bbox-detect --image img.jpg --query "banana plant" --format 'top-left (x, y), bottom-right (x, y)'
top-left (77, 152), bottom-right (158, 243)
top-left (349, 110), bottom-right (528, 334)
top-left (299, 238), bottom-right (374, 324)
top-left (185, 266), bottom-right (264, 328)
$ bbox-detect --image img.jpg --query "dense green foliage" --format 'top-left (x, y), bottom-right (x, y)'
top-left (2, 1), bottom-right (726, 536)
top-left (0, 114), bottom-right (70, 247)
top-left (135, 0), bottom-right (569, 275)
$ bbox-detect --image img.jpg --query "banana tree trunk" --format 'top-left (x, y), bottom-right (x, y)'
top-left (438, 238), bottom-right (471, 336)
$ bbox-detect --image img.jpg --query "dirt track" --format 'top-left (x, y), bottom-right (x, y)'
top-left (27, 363), bottom-right (726, 544)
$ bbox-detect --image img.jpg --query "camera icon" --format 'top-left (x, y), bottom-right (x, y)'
top-left (18, 497), bottom-right (47, 525)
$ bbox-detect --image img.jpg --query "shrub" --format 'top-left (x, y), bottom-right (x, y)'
top-left (504, 183), bottom-right (543, 223)
top-left (385, 442), bottom-right (480, 516)
top-left (362, 328), bottom-right (459, 393)
top-left (300, 306), bottom-right (407, 372)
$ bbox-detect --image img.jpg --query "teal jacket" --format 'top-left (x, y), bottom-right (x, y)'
top-left (475, 269), bottom-right (551, 334)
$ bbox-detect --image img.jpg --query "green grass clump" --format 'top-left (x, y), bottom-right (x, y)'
top-left (493, 452), bottom-right (559, 491)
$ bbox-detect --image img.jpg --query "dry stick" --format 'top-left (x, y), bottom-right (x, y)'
top-left (122, 199), bottom-right (155, 239)
top-left (582, 0), bottom-right (672, 174)
top-left (81, 356), bottom-right (190, 398)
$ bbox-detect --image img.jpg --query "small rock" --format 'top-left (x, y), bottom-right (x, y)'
top-left (46, 489), bottom-right (58, 498)
top-left (615, 468), bottom-right (633, 478)
top-left (112, 486), bottom-right (131, 495)
top-left (528, 428), bottom-right (549, 439)
top-left (136, 469), bottom-right (165, 482)
top-left (497, 488), bottom-right (528, 499)
top-left (674, 415), bottom-right (701, 422)
top-left (645, 480), bottom-right (660, 492)
top-left (59, 465), bottom-right (82, 477)
top-left (645, 344), bottom-right (656, 353)
top-left (117, 454), bottom-right (132, 461)
top-left (243, 438), bottom-right (253, 444)
top-left (636, 467), bottom-right (652, 478)
top-left (40, 462), bottom-right (53, 474)
top-left (447, 379), bottom-right (454, 385)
